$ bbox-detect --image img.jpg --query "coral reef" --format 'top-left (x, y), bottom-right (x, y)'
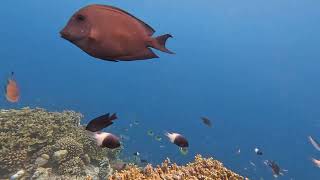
top-left (0, 107), bottom-right (121, 179)
top-left (0, 107), bottom-right (245, 180)
top-left (109, 155), bottom-right (246, 180)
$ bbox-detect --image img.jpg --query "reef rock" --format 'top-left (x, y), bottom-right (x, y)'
top-left (53, 150), bottom-right (68, 162)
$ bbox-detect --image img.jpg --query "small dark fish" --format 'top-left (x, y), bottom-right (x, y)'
top-left (147, 130), bottom-right (154, 136)
top-left (60, 4), bottom-right (174, 62)
top-left (133, 152), bottom-right (140, 156)
top-left (140, 159), bottom-right (148, 163)
top-left (266, 160), bottom-right (281, 177)
top-left (92, 132), bottom-right (120, 149)
top-left (254, 148), bottom-right (263, 155)
top-left (200, 117), bottom-right (212, 127)
top-left (155, 135), bottom-right (162, 141)
top-left (165, 132), bottom-right (189, 148)
top-left (86, 113), bottom-right (117, 132)
top-left (119, 134), bottom-right (130, 141)
top-left (308, 136), bottom-right (320, 151)
top-left (236, 148), bottom-right (241, 155)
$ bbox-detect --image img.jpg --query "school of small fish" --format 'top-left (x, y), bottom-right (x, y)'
top-left (2, 3), bottom-right (318, 179)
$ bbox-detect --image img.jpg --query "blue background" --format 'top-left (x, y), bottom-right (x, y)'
top-left (1, 0), bottom-right (320, 179)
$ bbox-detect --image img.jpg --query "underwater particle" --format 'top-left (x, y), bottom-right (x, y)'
top-left (236, 148), bottom-right (241, 155)
top-left (133, 152), bottom-right (140, 156)
top-left (165, 132), bottom-right (189, 148)
top-left (91, 132), bottom-right (120, 149)
top-left (254, 147), bottom-right (263, 155)
top-left (5, 72), bottom-right (20, 103)
top-left (155, 135), bottom-right (162, 141)
top-left (311, 158), bottom-right (320, 168)
top-left (308, 136), bottom-right (320, 151)
top-left (179, 147), bottom-right (188, 155)
top-left (147, 130), bottom-right (154, 136)
top-left (60, 4), bottom-right (174, 62)
top-left (160, 145), bottom-right (165, 148)
top-left (119, 134), bottom-right (130, 141)
top-left (200, 116), bottom-right (212, 127)
top-left (249, 161), bottom-right (256, 167)
top-left (86, 113), bottom-right (117, 132)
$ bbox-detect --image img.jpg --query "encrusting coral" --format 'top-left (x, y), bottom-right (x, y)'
top-left (0, 107), bottom-right (122, 179)
top-left (109, 154), bottom-right (247, 180)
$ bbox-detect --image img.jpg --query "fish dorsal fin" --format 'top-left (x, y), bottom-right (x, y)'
top-left (94, 4), bottom-right (155, 36)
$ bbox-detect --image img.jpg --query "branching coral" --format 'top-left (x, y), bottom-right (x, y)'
top-left (109, 155), bottom-right (247, 180)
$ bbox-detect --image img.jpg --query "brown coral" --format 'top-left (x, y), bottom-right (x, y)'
top-left (55, 137), bottom-right (84, 161)
top-left (109, 155), bottom-right (247, 180)
top-left (0, 149), bottom-right (27, 174)
top-left (57, 157), bottom-right (85, 176)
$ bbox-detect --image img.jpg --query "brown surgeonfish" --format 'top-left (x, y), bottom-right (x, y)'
top-left (60, 4), bottom-right (174, 62)
top-left (91, 132), bottom-right (120, 149)
top-left (86, 113), bottom-right (117, 132)
top-left (5, 72), bottom-right (20, 103)
top-left (165, 132), bottom-right (189, 148)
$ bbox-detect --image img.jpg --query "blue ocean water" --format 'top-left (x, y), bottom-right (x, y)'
top-left (1, 0), bottom-right (320, 179)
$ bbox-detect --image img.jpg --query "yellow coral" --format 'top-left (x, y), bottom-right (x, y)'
top-left (109, 155), bottom-right (248, 180)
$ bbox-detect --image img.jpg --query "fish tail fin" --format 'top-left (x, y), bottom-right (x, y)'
top-left (110, 113), bottom-right (117, 121)
top-left (151, 34), bottom-right (175, 54)
top-left (163, 131), bottom-right (170, 138)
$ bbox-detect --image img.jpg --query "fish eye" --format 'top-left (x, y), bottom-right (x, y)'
top-left (76, 14), bottom-right (86, 21)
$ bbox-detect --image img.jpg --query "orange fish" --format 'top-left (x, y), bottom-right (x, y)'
top-left (5, 72), bottom-right (19, 103)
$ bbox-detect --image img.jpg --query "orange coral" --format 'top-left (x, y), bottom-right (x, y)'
top-left (109, 155), bottom-right (248, 180)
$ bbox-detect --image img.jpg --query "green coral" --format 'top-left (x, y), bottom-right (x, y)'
top-left (0, 107), bottom-right (121, 179)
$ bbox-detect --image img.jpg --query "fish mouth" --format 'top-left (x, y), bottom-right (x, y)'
top-left (60, 30), bottom-right (69, 39)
